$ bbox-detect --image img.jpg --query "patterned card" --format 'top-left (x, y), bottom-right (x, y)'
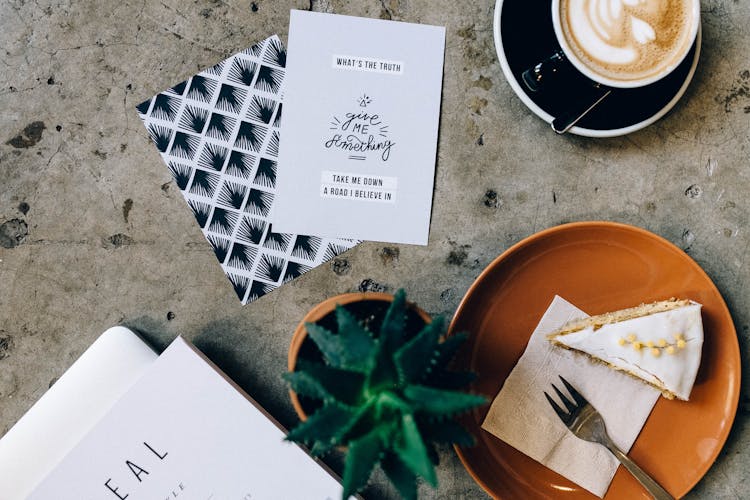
top-left (137, 36), bottom-right (359, 304)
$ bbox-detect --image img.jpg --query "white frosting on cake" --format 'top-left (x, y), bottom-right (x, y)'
top-left (552, 302), bottom-right (703, 400)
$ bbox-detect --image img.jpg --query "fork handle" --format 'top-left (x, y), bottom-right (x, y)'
top-left (606, 442), bottom-right (674, 500)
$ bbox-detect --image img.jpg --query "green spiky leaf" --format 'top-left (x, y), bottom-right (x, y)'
top-left (404, 385), bottom-right (487, 416)
top-left (366, 345), bottom-right (399, 395)
top-left (393, 316), bottom-right (445, 384)
top-left (431, 332), bottom-right (467, 368)
top-left (286, 402), bottom-right (359, 453)
top-left (282, 370), bottom-right (334, 402)
top-left (380, 289), bottom-right (407, 352)
top-left (395, 414), bottom-right (437, 486)
top-left (381, 452), bottom-right (417, 500)
top-left (364, 290), bottom-right (409, 391)
top-left (305, 315), bottom-right (375, 374)
top-left (374, 391), bottom-right (411, 420)
top-left (291, 360), bottom-right (365, 405)
top-left (424, 333), bottom-right (476, 388)
top-left (319, 401), bottom-right (375, 457)
top-left (310, 440), bottom-right (334, 457)
top-left (342, 428), bottom-right (385, 498)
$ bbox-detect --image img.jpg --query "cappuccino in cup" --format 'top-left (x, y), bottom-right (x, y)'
top-left (553, 0), bottom-right (700, 87)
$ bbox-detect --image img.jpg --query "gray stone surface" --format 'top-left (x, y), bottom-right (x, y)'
top-left (1, 0), bottom-right (748, 498)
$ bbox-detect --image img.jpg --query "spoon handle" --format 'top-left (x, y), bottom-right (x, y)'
top-left (552, 86), bottom-right (612, 134)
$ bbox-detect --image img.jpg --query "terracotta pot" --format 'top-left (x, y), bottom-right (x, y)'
top-left (287, 292), bottom-right (431, 421)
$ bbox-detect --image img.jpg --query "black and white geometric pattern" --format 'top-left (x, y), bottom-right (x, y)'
top-left (138, 36), bottom-right (359, 304)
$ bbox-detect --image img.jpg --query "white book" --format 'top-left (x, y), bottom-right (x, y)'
top-left (28, 336), bottom-right (344, 500)
top-left (0, 327), bottom-right (158, 500)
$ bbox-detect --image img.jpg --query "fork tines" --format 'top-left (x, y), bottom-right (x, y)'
top-left (544, 375), bottom-right (588, 424)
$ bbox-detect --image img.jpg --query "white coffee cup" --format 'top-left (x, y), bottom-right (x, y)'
top-left (551, 0), bottom-right (700, 88)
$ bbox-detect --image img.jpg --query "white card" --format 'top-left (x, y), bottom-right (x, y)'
top-left (274, 11), bottom-right (446, 245)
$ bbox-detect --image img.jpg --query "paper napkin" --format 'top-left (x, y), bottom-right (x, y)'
top-left (482, 296), bottom-right (661, 498)
top-left (137, 35), bottom-right (359, 304)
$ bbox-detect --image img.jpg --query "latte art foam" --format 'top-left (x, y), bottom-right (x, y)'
top-left (560, 0), bottom-right (695, 82)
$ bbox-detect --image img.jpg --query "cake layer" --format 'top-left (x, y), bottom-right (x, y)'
top-left (548, 300), bottom-right (703, 400)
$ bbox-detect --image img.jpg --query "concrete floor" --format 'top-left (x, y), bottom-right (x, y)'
top-left (1, 0), bottom-right (748, 498)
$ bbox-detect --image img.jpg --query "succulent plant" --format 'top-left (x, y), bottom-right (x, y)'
top-left (283, 289), bottom-right (486, 499)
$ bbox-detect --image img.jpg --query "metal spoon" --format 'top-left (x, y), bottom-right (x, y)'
top-left (551, 84), bottom-right (612, 134)
top-left (521, 51), bottom-right (613, 134)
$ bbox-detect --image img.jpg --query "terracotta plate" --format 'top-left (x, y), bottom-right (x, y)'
top-left (449, 221), bottom-right (740, 499)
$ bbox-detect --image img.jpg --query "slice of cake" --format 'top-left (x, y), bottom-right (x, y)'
top-left (548, 299), bottom-right (703, 400)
